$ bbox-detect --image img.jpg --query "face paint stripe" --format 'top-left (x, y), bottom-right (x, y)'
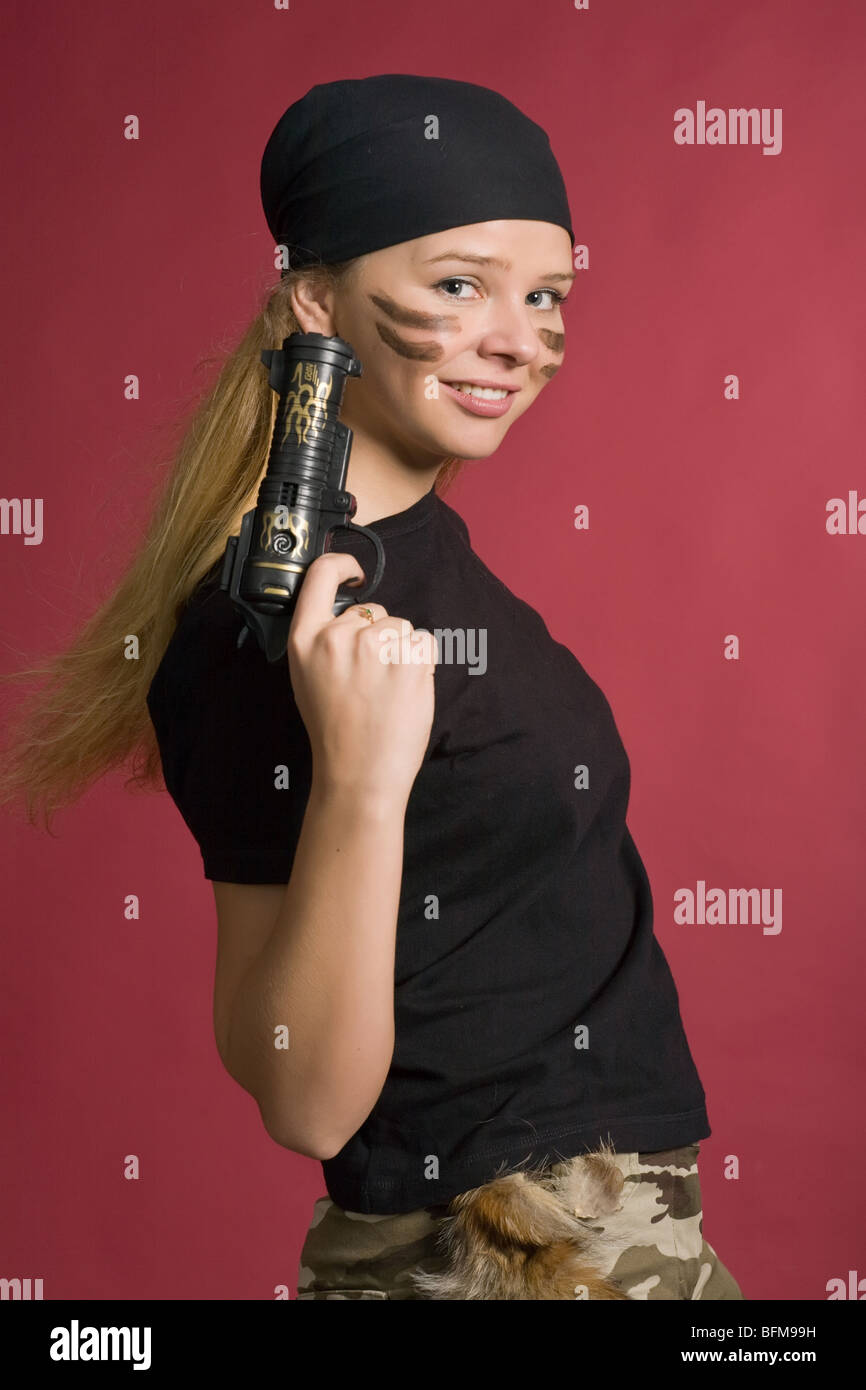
top-left (538, 328), bottom-right (565, 353)
top-left (369, 291), bottom-right (459, 333)
top-left (374, 321), bottom-right (444, 362)
top-left (540, 363), bottom-right (561, 378)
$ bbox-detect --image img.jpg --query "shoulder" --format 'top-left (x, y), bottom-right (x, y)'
top-left (163, 562), bottom-right (238, 656)
top-left (145, 562), bottom-right (310, 883)
top-left (432, 495), bottom-right (510, 603)
top-left (149, 564), bottom-right (246, 687)
top-left (434, 494), bottom-right (472, 549)
top-left (146, 561), bottom-right (294, 748)
top-left (432, 499), bottom-right (585, 671)
top-left (433, 497), bottom-right (541, 621)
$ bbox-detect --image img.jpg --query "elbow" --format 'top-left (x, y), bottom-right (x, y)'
top-left (259, 1102), bottom-right (345, 1161)
top-left (257, 1066), bottom-right (389, 1160)
top-left (305, 1134), bottom-right (345, 1161)
top-left (216, 1040), bottom-right (341, 1158)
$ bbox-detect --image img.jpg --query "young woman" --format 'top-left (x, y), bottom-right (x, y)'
top-left (0, 74), bottom-right (743, 1300)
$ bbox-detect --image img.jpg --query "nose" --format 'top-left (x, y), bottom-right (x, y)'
top-left (475, 295), bottom-right (541, 367)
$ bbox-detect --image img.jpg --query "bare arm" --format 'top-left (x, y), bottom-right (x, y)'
top-left (210, 549), bottom-right (437, 1160)
top-left (214, 780), bottom-right (408, 1159)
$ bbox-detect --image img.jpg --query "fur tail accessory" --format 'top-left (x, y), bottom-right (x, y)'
top-left (410, 1145), bottom-right (630, 1300)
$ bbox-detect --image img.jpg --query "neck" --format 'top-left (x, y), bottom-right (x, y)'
top-left (340, 411), bottom-right (447, 527)
top-left (344, 455), bottom-right (443, 527)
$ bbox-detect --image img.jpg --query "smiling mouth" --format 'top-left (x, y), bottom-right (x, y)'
top-left (441, 381), bottom-right (519, 400)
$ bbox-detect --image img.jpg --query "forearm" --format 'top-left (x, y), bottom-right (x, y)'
top-left (224, 776), bottom-right (407, 1156)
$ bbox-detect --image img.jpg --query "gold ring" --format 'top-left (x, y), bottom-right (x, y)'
top-left (355, 605), bottom-right (375, 623)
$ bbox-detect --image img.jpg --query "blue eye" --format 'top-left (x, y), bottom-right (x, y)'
top-left (434, 278), bottom-right (478, 298)
top-left (434, 278), bottom-right (567, 309)
top-left (528, 288), bottom-right (567, 310)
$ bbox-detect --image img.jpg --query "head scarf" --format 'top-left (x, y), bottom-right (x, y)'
top-left (260, 73), bottom-right (573, 272)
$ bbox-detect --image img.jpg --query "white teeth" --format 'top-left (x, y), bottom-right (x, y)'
top-left (451, 382), bottom-right (509, 400)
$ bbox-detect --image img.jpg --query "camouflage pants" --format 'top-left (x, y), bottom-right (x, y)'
top-left (296, 1143), bottom-right (744, 1300)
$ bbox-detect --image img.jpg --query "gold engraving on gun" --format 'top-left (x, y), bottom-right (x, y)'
top-left (260, 507), bottom-right (311, 558)
top-left (281, 361), bottom-right (334, 446)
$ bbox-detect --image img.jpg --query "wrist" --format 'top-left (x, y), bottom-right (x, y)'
top-left (309, 769), bottom-right (410, 822)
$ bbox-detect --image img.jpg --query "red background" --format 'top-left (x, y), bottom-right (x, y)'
top-left (2, 0), bottom-right (864, 1301)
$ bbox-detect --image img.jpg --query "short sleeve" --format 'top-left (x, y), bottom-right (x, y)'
top-left (146, 575), bottom-right (313, 884)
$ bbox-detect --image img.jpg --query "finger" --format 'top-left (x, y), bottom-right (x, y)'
top-left (365, 614), bottom-right (414, 639)
top-left (289, 552), bottom-right (366, 644)
top-left (407, 627), bottom-right (439, 668)
top-left (331, 600), bottom-right (390, 625)
top-left (413, 628), bottom-right (439, 667)
top-left (362, 617), bottom-right (438, 668)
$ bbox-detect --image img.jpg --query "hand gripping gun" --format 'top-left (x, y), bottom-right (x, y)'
top-left (220, 332), bottom-right (385, 662)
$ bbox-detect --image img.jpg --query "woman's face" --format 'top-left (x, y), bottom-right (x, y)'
top-left (307, 220), bottom-right (575, 466)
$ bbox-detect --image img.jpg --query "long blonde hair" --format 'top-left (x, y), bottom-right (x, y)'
top-left (0, 263), bottom-right (464, 833)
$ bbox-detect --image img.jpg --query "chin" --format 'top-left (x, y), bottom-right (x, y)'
top-left (430, 422), bottom-right (513, 458)
top-left (448, 441), bottom-right (506, 462)
top-left (447, 434), bottom-right (511, 461)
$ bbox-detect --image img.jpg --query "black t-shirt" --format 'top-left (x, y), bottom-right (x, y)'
top-left (146, 483), bottom-right (710, 1214)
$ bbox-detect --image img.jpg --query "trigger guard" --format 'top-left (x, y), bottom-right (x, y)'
top-left (329, 520), bottom-right (386, 614)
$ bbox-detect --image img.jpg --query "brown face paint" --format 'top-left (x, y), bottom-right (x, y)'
top-left (536, 326), bottom-right (564, 380)
top-left (368, 289), bottom-right (458, 362)
top-left (374, 321), bottom-right (444, 362)
top-left (368, 291), bottom-right (459, 333)
top-left (538, 328), bottom-right (565, 353)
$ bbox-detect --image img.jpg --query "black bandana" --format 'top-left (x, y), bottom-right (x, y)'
top-left (260, 73), bottom-right (573, 272)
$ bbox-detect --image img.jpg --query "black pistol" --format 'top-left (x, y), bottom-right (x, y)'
top-left (220, 331), bottom-right (385, 662)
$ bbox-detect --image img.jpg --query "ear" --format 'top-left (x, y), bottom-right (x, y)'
top-left (289, 271), bottom-right (338, 336)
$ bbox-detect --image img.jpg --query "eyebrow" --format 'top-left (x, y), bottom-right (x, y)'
top-left (422, 250), bottom-right (576, 284)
